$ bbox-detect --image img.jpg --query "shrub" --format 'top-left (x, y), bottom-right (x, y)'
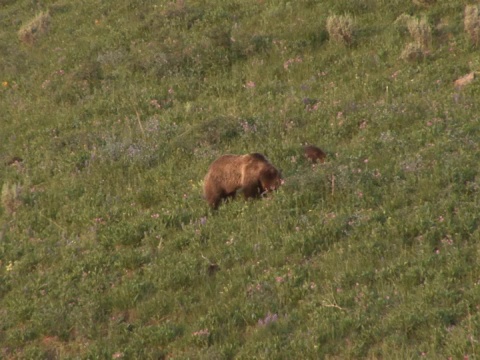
top-left (18, 11), bottom-right (51, 45)
top-left (326, 14), bottom-right (356, 45)
top-left (407, 16), bottom-right (431, 48)
top-left (464, 4), bottom-right (480, 46)
top-left (396, 14), bottom-right (431, 61)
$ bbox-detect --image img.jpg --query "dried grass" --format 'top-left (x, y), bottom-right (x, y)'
top-left (465, 4), bottom-right (480, 46)
top-left (407, 16), bottom-right (432, 48)
top-left (326, 15), bottom-right (356, 46)
top-left (1, 183), bottom-right (22, 216)
top-left (396, 14), bottom-right (431, 62)
top-left (400, 42), bottom-right (426, 62)
top-left (18, 11), bottom-right (51, 45)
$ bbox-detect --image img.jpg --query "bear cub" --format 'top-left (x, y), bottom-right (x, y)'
top-left (203, 153), bottom-right (283, 209)
top-left (303, 145), bottom-right (326, 164)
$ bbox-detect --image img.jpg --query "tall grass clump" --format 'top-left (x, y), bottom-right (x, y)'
top-left (1, 183), bottom-right (21, 216)
top-left (396, 14), bottom-right (432, 61)
top-left (464, 4), bottom-right (480, 46)
top-left (326, 14), bottom-right (356, 46)
top-left (18, 11), bottom-right (50, 45)
top-left (407, 16), bottom-right (432, 48)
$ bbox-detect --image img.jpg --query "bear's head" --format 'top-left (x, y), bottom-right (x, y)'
top-left (259, 166), bottom-right (283, 193)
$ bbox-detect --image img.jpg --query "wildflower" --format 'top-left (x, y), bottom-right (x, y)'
top-left (244, 81), bottom-right (256, 88)
top-left (283, 56), bottom-right (302, 70)
top-left (150, 99), bottom-right (161, 109)
top-left (41, 79), bottom-right (51, 89)
top-left (305, 102), bottom-right (320, 112)
top-left (2, 81), bottom-right (8, 87)
top-left (258, 312), bottom-right (278, 326)
top-left (192, 328), bottom-right (210, 336)
top-left (441, 235), bottom-right (453, 246)
top-left (275, 276), bottom-right (284, 283)
top-left (326, 212), bottom-right (337, 220)
top-left (241, 121), bottom-right (257, 133)
top-left (151, 213), bottom-right (160, 219)
top-left (112, 352), bottom-right (124, 359)
top-left (6, 261), bottom-right (14, 272)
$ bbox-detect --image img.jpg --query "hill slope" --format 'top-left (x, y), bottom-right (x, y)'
top-left (1, 0), bottom-right (480, 358)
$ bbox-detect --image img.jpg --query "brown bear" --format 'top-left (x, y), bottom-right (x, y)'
top-left (203, 153), bottom-right (283, 209)
top-left (303, 145), bottom-right (326, 164)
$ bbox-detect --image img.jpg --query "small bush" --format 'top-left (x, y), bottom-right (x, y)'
top-left (407, 16), bottom-right (431, 48)
top-left (465, 4), bottom-right (480, 46)
top-left (326, 14), bottom-right (356, 45)
top-left (18, 11), bottom-right (51, 45)
top-left (396, 14), bottom-right (431, 61)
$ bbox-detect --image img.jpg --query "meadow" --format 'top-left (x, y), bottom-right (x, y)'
top-left (1, 0), bottom-right (480, 358)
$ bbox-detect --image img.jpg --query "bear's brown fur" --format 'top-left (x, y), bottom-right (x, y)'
top-left (203, 153), bottom-right (283, 209)
top-left (303, 145), bottom-right (326, 164)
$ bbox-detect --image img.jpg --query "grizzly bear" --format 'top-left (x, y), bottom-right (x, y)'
top-left (303, 145), bottom-right (326, 164)
top-left (203, 153), bottom-right (283, 209)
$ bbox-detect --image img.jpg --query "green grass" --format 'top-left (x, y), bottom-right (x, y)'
top-left (1, 0), bottom-right (480, 358)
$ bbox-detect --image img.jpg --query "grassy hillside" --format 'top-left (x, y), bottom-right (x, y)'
top-left (1, 0), bottom-right (480, 358)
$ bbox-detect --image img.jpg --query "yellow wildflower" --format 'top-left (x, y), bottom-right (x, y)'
top-left (6, 261), bottom-right (14, 272)
top-left (2, 81), bottom-right (8, 87)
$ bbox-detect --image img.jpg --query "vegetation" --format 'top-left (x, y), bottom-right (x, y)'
top-left (326, 14), bottom-right (356, 46)
top-left (465, 4), bottom-right (480, 46)
top-left (1, 0), bottom-right (480, 358)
